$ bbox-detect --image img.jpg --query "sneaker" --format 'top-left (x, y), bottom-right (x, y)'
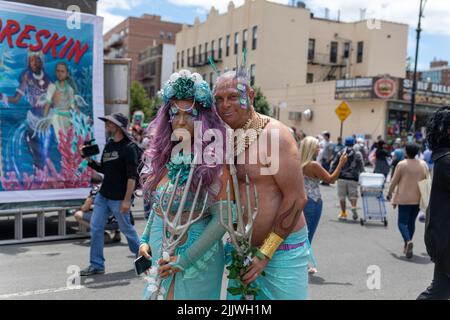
top-left (104, 231), bottom-right (112, 244)
top-left (112, 231), bottom-right (122, 243)
top-left (338, 211), bottom-right (348, 220)
top-left (308, 267), bottom-right (318, 274)
top-left (80, 265), bottom-right (105, 276)
top-left (351, 208), bottom-right (358, 220)
top-left (405, 242), bottom-right (414, 259)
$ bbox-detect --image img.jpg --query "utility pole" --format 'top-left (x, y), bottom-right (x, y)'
top-left (409, 0), bottom-right (427, 134)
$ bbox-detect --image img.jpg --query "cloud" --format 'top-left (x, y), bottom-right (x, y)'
top-left (97, 0), bottom-right (144, 34)
top-left (167, 0), bottom-right (450, 36)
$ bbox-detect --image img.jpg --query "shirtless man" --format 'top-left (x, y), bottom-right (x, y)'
top-left (214, 71), bottom-right (309, 300)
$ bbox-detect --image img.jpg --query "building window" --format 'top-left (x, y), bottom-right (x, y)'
top-left (357, 41), bottom-right (364, 63)
top-left (192, 47), bottom-right (196, 65)
top-left (210, 72), bottom-right (214, 88)
top-left (307, 73), bottom-right (314, 83)
top-left (252, 26), bottom-right (258, 50)
top-left (204, 42), bottom-right (208, 62)
top-left (211, 40), bottom-right (215, 59)
top-left (344, 42), bottom-right (350, 59)
top-left (177, 52), bottom-right (180, 69)
top-left (243, 29), bottom-right (248, 51)
top-left (168, 32), bottom-right (173, 40)
top-left (250, 64), bottom-right (256, 86)
top-left (199, 44), bottom-right (202, 63)
top-left (234, 32), bottom-right (239, 55)
top-left (226, 35), bottom-right (230, 57)
top-left (202, 74), bottom-right (207, 81)
top-left (149, 86), bottom-right (155, 97)
top-left (150, 61), bottom-right (156, 76)
top-left (308, 39), bottom-right (315, 60)
top-left (181, 50), bottom-right (184, 68)
top-left (187, 48), bottom-right (191, 66)
top-left (160, 31), bottom-right (164, 39)
top-left (218, 38), bottom-right (223, 59)
top-left (330, 41), bottom-right (338, 63)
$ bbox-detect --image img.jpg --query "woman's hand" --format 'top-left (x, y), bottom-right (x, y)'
top-left (138, 244), bottom-right (152, 275)
top-left (158, 255), bottom-right (181, 279)
top-left (338, 153), bottom-right (348, 166)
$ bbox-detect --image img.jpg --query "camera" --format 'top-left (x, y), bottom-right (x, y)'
top-left (81, 139), bottom-right (100, 158)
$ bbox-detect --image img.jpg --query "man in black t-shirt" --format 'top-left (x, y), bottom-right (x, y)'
top-left (79, 112), bottom-right (141, 276)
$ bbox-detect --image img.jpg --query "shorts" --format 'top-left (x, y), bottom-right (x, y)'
top-left (80, 211), bottom-right (119, 231)
top-left (337, 179), bottom-right (359, 200)
top-left (81, 211), bottom-right (93, 222)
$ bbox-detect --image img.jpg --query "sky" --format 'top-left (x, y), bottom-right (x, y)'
top-left (98, 0), bottom-right (450, 71)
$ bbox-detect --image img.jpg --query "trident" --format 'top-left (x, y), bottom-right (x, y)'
top-left (219, 163), bottom-right (259, 259)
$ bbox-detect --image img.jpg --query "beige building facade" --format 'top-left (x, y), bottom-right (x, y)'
top-left (175, 0), bottom-right (416, 142)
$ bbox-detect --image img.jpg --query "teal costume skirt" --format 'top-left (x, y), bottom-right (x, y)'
top-left (143, 214), bottom-right (225, 300)
top-left (227, 227), bottom-right (310, 300)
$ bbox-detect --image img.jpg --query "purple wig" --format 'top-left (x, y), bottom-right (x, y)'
top-left (141, 101), bottom-right (227, 199)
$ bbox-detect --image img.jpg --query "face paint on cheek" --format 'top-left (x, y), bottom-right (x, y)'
top-left (237, 83), bottom-right (249, 109)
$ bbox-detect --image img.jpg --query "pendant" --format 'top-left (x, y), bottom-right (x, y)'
top-left (39, 80), bottom-right (45, 87)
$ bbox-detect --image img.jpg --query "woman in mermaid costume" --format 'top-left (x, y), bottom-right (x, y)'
top-left (139, 69), bottom-right (232, 300)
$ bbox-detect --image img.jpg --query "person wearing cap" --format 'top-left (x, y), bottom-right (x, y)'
top-left (330, 137), bottom-right (365, 220)
top-left (79, 112), bottom-right (140, 276)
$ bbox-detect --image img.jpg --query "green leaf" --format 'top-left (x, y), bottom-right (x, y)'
top-left (227, 287), bottom-right (243, 296)
top-left (228, 268), bottom-right (239, 280)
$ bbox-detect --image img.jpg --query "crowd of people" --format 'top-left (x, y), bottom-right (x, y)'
top-left (74, 67), bottom-right (449, 300)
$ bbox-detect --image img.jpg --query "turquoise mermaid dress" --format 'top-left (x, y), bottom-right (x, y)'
top-left (140, 181), bottom-right (227, 300)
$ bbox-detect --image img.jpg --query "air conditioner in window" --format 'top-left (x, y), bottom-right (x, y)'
top-left (288, 112), bottom-right (302, 121)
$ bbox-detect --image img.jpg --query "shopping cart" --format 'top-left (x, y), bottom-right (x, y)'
top-left (359, 173), bottom-right (388, 227)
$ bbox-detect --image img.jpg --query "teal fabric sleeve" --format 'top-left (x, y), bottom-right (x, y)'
top-left (140, 210), bottom-right (155, 246)
top-left (172, 200), bottom-right (231, 271)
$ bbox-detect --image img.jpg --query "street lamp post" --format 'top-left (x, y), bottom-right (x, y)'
top-left (409, 0), bottom-right (427, 134)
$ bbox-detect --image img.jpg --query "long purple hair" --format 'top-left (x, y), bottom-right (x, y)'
top-left (141, 101), bottom-right (227, 198)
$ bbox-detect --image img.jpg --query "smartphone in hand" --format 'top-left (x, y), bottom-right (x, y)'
top-left (134, 255), bottom-right (152, 276)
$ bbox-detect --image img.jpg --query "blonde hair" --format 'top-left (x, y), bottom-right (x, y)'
top-left (299, 136), bottom-right (319, 168)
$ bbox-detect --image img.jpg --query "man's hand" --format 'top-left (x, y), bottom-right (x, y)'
top-left (120, 200), bottom-right (131, 214)
top-left (241, 256), bottom-right (269, 285)
top-left (79, 145), bottom-right (91, 162)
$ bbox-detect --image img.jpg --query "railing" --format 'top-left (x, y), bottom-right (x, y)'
top-left (308, 53), bottom-right (347, 67)
top-left (187, 50), bottom-right (222, 68)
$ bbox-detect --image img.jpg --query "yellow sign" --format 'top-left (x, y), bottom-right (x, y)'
top-left (335, 101), bottom-right (352, 122)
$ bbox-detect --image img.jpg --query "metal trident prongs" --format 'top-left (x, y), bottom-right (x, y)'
top-left (219, 163), bottom-right (259, 260)
top-left (149, 154), bottom-right (209, 300)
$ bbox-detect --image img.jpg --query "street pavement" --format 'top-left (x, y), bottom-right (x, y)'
top-left (0, 182), bottom-right (434, 300)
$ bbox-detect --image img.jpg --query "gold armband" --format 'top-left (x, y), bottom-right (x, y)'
top-left (259, 232), bottom-right (284, 260)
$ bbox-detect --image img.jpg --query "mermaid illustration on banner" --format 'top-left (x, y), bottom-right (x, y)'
top-left (35, 61), bottom-right (91, 144)
top-left (0, 51), bottom-right (92, 179)
top-left (138, 69), bottom-right (234, 300)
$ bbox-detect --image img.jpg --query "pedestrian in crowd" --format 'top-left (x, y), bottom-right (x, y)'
top-left (353, 137), bottom-right (368, 165)
top-left (423, 144), bottom-right (433, 175)
top-left (391, 140), bottom-right (405, 179)
top-left (374, 140), bottom-right (391, 179)
top-left (417, 107), bottom-right (450, 300)
top-left (300, 136), bottom-right (348, 274)
top-left (74, 174), bottom-right (122, 243)
top-left (79, 112), bottom-right (141, 276)
top-left (333, 137), bottom-right (345, 159)
top-left (330, 137), bottom-right (365, 220)
top-left (320, 131), bottom-right (333, 171)
top-left (370, 135), bottom-right (382, 152)
top-left (132, 124), bottom-right (149, 149)
top-left (387, 143), bottom-right (428, 259)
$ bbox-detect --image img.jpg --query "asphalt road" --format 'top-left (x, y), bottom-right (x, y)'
top-left (0, 183), bottom-right (434, 300)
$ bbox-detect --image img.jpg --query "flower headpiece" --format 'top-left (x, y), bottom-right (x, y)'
top-left (161, 69), bottom-right (213, 108)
